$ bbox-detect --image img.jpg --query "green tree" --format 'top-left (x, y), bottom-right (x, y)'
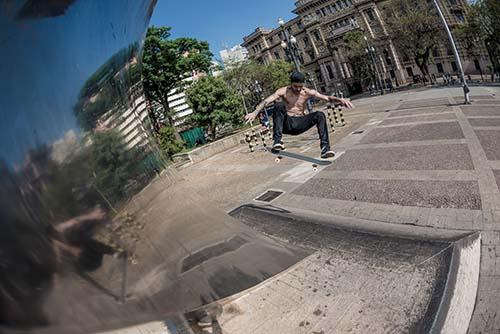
top-left (157, 126), bottom-right (184, 158)
top-left (260, 60), bottom-right (294, 93)
top-left (89, 131), bottom-right (140, 205)
top-left (343, 31), bottom-right (375, 89)
top-left (223, 60), bottom-right (292, 112)
top-left (186, 76), bottom-right (244, 141)
top-left (142, 26), bottom-right (213, 135)
top-left (384, 0), bottom-right (444, 82)
top-left (456, 0), bottom-right (500, 74)
top-left (456, 3), bottom-right (486, 80)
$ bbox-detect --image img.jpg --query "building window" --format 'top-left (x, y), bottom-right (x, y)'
top-left (303, 36), bottom-right (310, 47)
top-left (308, 50), bottom-right (315, 61)
top-left (316, 69), bottom-right (323, 82)
top-left (366, 8), bottom-right (375, 21)
top-left (274, 51), bottom-right (281, 60)
top-left (313, 30), bottom-right (321, 41)
top-left (451, 61), bottom-right (458, 72)
top-left (326, 64), bottom-right (335, 79)
top-left (316, 9), bottom-right (322, 17)
top-left (432, 47), bottom-right (440, 58)
top-left (325, 6), bottom-right (332, 14)
top-left (436, 63), bottom-right (444, 73)
top-left (297, 21), bottom-right (303, 29)
top-left (331, 4), bottom-right (337, 13)
top-left (383, 49), bottom-right (392, 66)
top-left (320, 87), bottom-right (326, 93)
top-left (406, 67), bottom-right (414, 77)
top-left (455, 12), bottom-right (465, 22)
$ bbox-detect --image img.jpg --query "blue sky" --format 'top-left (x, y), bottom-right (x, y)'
top-left (150, 0), bottom-right (297, 59)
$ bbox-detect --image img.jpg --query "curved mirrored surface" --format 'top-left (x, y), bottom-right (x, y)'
top-left (0, 1), bottom-right (307, 333)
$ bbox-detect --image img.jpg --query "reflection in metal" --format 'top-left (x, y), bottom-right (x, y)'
top-left (0, 1), bottom-right (308, 332)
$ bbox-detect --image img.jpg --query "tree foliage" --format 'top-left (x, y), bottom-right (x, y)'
top-left (89, 131), bottom-right (141, 204)
top-left (384, 0), bottom-right (444, 81)
top-left (142, 26), bottom-right (213, 131)
top-left (223, 60), bottom-right (292, 111)
top-left (456, 0), bottom-right (500, 73)
top-left (186, 76), bottom-right (244, 140)
top-left (343, 31), bottom-right (375, 89)
top-left (157, 126), bottom-right (184, 157)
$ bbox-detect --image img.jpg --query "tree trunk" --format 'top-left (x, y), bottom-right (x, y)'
top-left (478, 60), bottom-right (484, 82)
top-left (211, 122), bottom-right (217, 141)
top-left (160, 98), bottom-right (182, 141)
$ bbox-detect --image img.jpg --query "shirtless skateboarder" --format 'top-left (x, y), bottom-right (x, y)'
top-left (245, 71), bottom-right (354, 159)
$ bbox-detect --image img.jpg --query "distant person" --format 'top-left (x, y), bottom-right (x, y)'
top-left (244, 71), bottom-right (353, 159)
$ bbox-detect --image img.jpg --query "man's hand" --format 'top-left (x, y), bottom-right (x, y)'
top-left (245, 112), bottom-right (258, 124)
top-left (330, 97), bottom-right (354, 109)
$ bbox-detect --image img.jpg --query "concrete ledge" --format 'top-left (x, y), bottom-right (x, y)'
top-left (173, 126), bottom-right (260, 167)
top-left (228, 204), bottom-right (481, 333)
top-left (430, 232), bottom-right (481, 334)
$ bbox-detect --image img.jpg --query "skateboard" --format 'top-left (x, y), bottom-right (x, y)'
top-left (265, 147), bottom-right (331, 171)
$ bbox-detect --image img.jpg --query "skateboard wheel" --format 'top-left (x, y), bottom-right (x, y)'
top-left (275, 157), bottom-right (281, 163)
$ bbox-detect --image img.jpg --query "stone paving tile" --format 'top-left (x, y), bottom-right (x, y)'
top-left (360, 122), bottom-right (465, 144)
top-left (388, 106), bottom-right (450, 118)
top-left (468, 118), bottom-right (500, 127)
top-left (327, 144), bottom-right (474, 171)
top-left (293, 178), bottom-right (481, 210)
top-left (461, 105), bottom-right (500, 116)
top-left (380, 113), bottom-right (456, 126)
top-left (396, 98), bottom-right (450, 110)
top-left (475, 130), bottom-right (500, 160)
top-left (472, 100), bottom-right (500, 105)
top-left (453, 95), bottom-right (497, 101)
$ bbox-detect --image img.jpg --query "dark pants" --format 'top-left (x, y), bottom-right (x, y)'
top-left (271, 102), bottom-right (330, 150)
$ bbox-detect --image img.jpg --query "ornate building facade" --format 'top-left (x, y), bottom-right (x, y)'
top-left (242, 0), bottom-right (491, 96)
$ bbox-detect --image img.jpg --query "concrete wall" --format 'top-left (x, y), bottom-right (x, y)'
top-left (173, 126), bottom-right (261, 167)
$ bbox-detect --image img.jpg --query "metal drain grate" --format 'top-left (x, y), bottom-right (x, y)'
top-left (255, 190), bottom-right (284, 202)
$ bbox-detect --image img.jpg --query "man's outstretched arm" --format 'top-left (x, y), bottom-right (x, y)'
top-left (245, 87), bottom-right (285, 124)
top-left (305, 88), bottom-right (354, 109)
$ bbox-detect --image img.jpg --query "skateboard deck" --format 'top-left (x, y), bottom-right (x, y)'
top-left (265, 147), bottom-right (332, 170)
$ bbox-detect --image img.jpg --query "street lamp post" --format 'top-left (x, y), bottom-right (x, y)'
top-left (364, 36), bottom-right (385, 95)
top-left (278, 18), bottom-right (301, 72)
top-left (431, 0), bottom-right (470, 104)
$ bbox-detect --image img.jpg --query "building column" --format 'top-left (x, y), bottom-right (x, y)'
top-left (320, 63), bottom-right (330, 83)
top-left (373, 5), bottom-right (388, 36)
top-left (307, 31), bottom-right (320, 56)
top-left (360, 11), bottom-right (375, 38)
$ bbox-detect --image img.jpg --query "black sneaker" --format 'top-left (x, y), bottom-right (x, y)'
top-left (321, 148), bottom-right (335, 159)
top-left (272, 142), bottom-right (285, 151)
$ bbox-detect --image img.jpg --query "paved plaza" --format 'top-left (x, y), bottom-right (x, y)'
top-left (106, 86), bottom-right (500, 334)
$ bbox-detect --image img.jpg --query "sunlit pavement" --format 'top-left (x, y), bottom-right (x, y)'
top-left (115, 86), bottom-right (500, 333)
